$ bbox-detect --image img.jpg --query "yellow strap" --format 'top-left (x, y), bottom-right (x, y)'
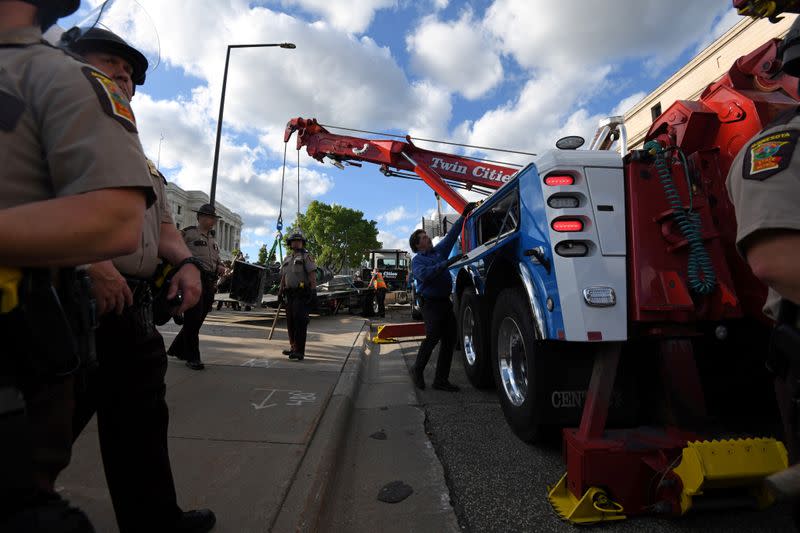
top-left (0, 267), bottom-right (22, 313)
top-left (153, 263), bottom-right (175, 289)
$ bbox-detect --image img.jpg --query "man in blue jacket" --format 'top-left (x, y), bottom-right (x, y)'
top-left (408, 203), bottom-right (475, 391)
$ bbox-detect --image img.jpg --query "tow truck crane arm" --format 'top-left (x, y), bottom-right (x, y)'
top-left (284, 117), bottom-right (518, 213)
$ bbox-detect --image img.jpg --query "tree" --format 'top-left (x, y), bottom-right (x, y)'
top-left (287, 201), bottom-right (381, 273)
top-left (256, 244), bottom-right (268, 265)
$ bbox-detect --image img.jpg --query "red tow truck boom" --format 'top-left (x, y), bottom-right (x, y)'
top-left (284, 118), bottom-right (518, 213)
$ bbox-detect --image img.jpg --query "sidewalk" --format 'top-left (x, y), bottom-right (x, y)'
top-left (57, 308), bottom-right (368, 533)
top-left (319, 341), bottom-right (460, 533)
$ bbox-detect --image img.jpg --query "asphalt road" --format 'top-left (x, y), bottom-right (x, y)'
top-left (393, 333), bottom-right (795, 533)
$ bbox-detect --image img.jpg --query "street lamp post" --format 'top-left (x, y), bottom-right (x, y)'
top-left (209, 42), bottom-right (296, 206)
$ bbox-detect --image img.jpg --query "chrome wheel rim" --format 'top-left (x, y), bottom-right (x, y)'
top-left (497, 317), bottom-right (528, 407)
top-left (462, 305), bottom-right (477, 366)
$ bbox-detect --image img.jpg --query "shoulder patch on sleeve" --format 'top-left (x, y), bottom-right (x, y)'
top-left (81, 66), bottom-right (137, 133)
top-left (0, 91), bottom-right (24, 132)
top-left (743, 129), bottom-right (799, 181)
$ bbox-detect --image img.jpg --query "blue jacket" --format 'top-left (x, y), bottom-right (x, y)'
top-left (412, 216), bottom-right (464, 299)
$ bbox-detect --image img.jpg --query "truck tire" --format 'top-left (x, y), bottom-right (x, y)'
top-left (459, 291), bottom-right (492, 389)
top-left (491, 288), bottom-right (544, 442)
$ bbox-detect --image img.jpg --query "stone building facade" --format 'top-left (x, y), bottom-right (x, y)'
top-left (165, 183), bottom-right (243, 262)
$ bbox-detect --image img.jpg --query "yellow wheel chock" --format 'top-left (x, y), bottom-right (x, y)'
top-left (547, 473), bottom-right (626, 525)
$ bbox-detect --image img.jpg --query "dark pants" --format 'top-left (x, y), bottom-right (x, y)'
top-left (413, 297), bottom-right (456, 383)
top-left (774, 371), bottom-right (800, 530)
top-left (73, 305), bottom-right (181, 533)
top-left (286, 290), bottom-right (310, 355)
top-left (168, 276), bottom-right (216, 363)
top-left (375, 288), bottom-right (386, 317)
top-left (0, 312), bottom-right (92, 531)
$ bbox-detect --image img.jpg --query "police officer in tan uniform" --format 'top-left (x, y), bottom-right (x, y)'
top-left (64, 28), bottom-right (216, 533)
top-left (726, 18), bottom-right (800, 525)
top-left (168, 204), bottom-right (225, 370)
top-left (278, 232), bottom-right (317, 360)
top-left (0, 2), bottom-right (156, 530)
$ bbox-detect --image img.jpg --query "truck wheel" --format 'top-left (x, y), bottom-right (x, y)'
top-left (491, 288), bottom-right (544, 442)
top-left (460, 291), bottom-right (492, 388)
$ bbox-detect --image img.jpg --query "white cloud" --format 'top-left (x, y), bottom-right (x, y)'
top-left (134, 89), bottom-right (334, 242)
top-left (116, 0), bottom-right (457, 256)
top-left (484, 0), bottom-right (729, 73)
top-left (379, 205), bottom-right (415, 224)
top-left (432, 0), bottom-right (449, 9)
top-left (453, 0), bottom-right (732, 166)
top-left (613, 91), bottom-right (647, 116)
top-left (378, 229), bottom-right (408, 250)
top-left (406, 10), bottom-right (503, 100)
top-left (457, 66), bottom-right (612, 164)
top-left (277, 0), bottom-right (396, 33)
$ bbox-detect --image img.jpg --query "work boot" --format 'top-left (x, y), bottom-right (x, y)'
top-left (186, 360), bottom-right (205, 370)
top-left (289, 352), bottom-right (304, 361)
top-left (282, 349), bottom-right (294, 356)
top-left (432, 380), bottom-right (460, 392)
top-left (409, 366), bottom-right (425, 390)
top-left (174, 508), bottom-right (216, 532)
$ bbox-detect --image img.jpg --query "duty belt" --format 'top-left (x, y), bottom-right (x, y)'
top-left (123, 276), bottom-right (156, 337)
top-left (0, 267), bottom-right (97, 377)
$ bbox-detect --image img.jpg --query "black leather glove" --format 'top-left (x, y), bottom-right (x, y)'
top-left (461, 201), bottom-right (477, 217)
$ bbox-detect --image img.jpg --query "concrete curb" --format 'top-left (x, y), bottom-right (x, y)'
top-left (271, 321), bottom-right (371, 532)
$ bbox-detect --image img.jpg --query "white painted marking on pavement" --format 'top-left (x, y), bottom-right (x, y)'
top-left (250, 389), bottom-right (319, 410)
top-left (241, 358), bottom-right (275, 368)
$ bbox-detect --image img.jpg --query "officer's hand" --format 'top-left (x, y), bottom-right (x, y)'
top-left (88, 260), bottom-right (133, 316)
top-left (461, 201), bottom-right (478, 217)
top-left (170, 263), bottom-right (202, 314)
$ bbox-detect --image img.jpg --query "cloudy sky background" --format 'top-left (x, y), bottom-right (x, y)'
top-left (64, 0), bottom-right (739, 258)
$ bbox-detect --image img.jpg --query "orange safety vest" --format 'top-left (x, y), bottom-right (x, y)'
top-left (371, 272), bottom-right (387, 290)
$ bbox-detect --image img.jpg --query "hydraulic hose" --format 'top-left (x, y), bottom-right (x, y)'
top-left (644, 141), bottom-right (716, 295)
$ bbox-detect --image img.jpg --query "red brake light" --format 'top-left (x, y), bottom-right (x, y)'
top-left (552, 219), bottom-right (583, 232)
top-left (545, 175), bottom-right (574, 186)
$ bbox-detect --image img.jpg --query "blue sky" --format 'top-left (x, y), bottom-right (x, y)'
top-left (62, 0), bottom-right (740, 260)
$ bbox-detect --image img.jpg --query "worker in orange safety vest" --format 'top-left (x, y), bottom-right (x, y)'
top-left (368, 267), bottom-right (388, 317)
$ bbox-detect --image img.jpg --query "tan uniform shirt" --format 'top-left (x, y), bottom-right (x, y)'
top-left (0, 26), bottom-right (154, 211)
top-left (280, 250), bottom-right (316, 289)
top-left (183, 226), bottom-right (220, 273)
top-left (113, 160), bottom-right (174, 278)
top-left (726, 111), bottom-right (800, 320)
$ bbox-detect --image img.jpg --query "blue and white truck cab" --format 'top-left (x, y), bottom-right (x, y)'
top-left (450, 149), bottom-right (635, 441)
